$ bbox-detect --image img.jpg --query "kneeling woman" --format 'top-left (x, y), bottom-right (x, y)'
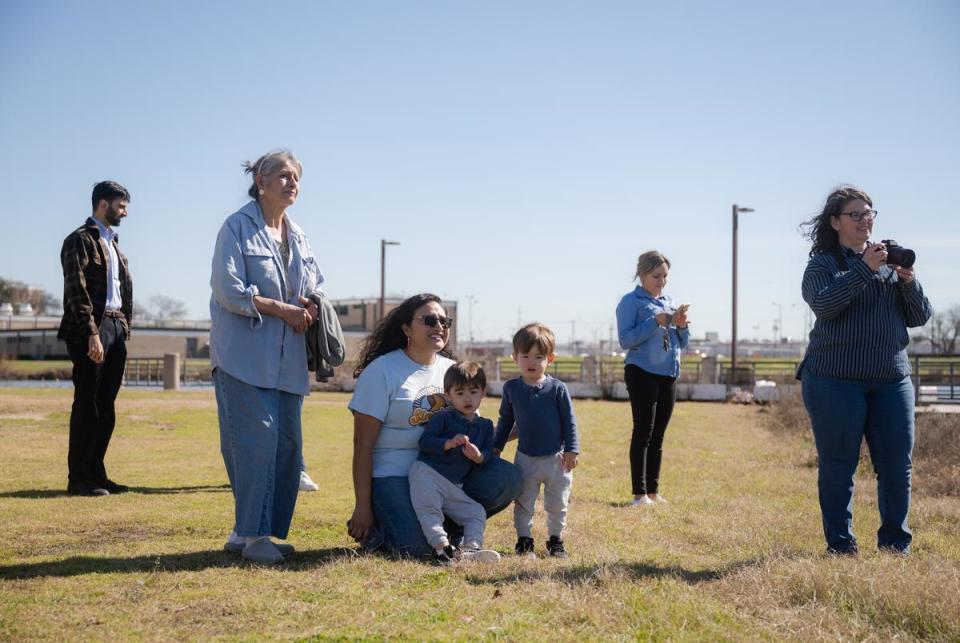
top-left (346, 293), bottom-right (522, 557)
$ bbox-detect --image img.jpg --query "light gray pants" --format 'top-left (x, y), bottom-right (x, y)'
top-left (514, 451), bottom-right (573, 539)
top-left (409, 461), bottom-right (487, 550)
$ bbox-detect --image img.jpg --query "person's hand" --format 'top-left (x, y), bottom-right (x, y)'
top-left (895, 266), bottom-right (915, 284)
top-left (462, 441), bottom-right (483, 463)
top-left (862, 242), bottom-right (888, 272)
top-left (284, 302), bottom-right (312, 333)
top-left (561, 451), bottom-right (579, 472)
top-left (655, 312), bottom-right (672, 327)
top-left (444, 434), bottom-right (469, 451)
top-left (673, 309), bottom-right (689, 329)
top-left (87, 335), bottom-right (104, 364)
top-left (347, 504), bottom-right (375, 543)
top-left (300, 296), bottom-right (319, 326)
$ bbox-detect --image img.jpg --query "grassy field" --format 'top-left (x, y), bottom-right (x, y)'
top-left (0, 388), bottom-right (958, 640)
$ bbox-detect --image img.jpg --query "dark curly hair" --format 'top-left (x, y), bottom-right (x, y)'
top-left (353, 293), bottom-right (455, 378)
top-left (800, 185), bottom-right (873, 257)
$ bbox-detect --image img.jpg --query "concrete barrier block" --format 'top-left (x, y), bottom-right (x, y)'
top-left (488, 381), bottom-right (505, 397)
top-left (566, 382), bottom-right (603, 399)
top-left (610, 382), bottom-right (629, 400)
top-left (676, 382), bottom-right (693, 401)
top-left (691, 383), bottom-right (727, 401)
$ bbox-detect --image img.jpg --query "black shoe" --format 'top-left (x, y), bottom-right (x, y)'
top-left (100, 479), bottom-right (129, 494)
top-left (515, 536), bottom-right (535, 557)
top-left (825, 545), bottom-right (858, 557)
top-left (433, 544), bottom-right (459, 566)
top-left (546, 536), bottom-right (568, 558)
top-left (67, 482), bottom-right (110, 497)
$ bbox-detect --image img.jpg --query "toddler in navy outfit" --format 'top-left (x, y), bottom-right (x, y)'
top-left (493, 323), bottom-right (580, 558)
top-left (409, 361), bottom-right (501, 565)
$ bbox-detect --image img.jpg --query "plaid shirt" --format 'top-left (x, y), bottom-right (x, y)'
top-left (58, 217), bottom-right (133, 341)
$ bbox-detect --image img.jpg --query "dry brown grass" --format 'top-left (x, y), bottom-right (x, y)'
top-left (0, 388), bottom-right (958, 640)
top-left (765, 386), bottom-right (960, 499)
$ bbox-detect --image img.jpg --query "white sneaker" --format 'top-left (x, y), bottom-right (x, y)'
top-left (460, 547), bottom-right (501, 563)
top-left (631, 496), bottom-right (655, 506)
top-left (651, 495), bottom-right (668, 504)
top-left (299, 470), bottom-right (319, 492)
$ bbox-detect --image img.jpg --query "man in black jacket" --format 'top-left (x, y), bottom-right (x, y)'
top-left (58, 181), bottom-right (133, 496)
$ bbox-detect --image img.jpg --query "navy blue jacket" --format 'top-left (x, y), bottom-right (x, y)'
top-left (418, 408), bottom-right (495, 484)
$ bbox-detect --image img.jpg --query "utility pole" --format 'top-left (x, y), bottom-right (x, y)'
top-left (731, 204), bottom-right (754, 383)
top-left (380, 239), bottom-right (400, 322)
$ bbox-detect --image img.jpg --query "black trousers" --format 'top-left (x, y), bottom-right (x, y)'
top-left (624, 364), bottom-right (676, 495)
top-left (66, 316), bottom-right (127, 486)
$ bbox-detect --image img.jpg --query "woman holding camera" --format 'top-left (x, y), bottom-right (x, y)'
top-left (798, 186), bottom-right (931, 555)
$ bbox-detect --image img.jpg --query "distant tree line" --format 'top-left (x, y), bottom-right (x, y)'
top-left (2, 276), bottom-right (189, 322)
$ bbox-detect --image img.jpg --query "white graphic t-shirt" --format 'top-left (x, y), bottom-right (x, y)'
top-left (348, 349), bottom-right (455, 478)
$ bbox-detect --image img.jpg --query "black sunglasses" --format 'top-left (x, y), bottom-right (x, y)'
top-left (416, 314), bottom-right (453, 329)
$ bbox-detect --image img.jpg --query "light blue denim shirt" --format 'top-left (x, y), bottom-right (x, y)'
top-left (209, 200), bottom-right (325, 395)
top-left (616, 286), bottom-right (690, 378)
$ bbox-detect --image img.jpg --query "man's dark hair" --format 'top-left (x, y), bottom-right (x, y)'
top-left (91, 181), bottom-right (131, 212)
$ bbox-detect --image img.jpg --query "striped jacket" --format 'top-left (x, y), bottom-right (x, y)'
top-left (57, 218), bottom-right (133, 342)
top-left (798, 247), bottom-right (931, 380)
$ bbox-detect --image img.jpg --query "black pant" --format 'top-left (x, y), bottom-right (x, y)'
top-left (624, 365), bottom-right (676, 495)
top-left (66, 316), bottom-right (127, 486)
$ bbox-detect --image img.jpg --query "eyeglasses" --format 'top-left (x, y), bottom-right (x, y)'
top-left (839, 209), bottom-right (878, 222)
top-left (662, 329), bottom-right (671, 352)
top-left (416, 314), bottom-right (453, 329)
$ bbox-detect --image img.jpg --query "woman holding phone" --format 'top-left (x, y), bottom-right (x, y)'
top-left (616, 250), bottom-right (690, 506)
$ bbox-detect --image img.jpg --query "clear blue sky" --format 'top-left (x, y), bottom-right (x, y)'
top-left (1, 1), bottom-right (957, 345)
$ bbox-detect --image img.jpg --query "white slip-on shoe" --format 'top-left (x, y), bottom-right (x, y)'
top-left (242, 537), bottom-right (285, 564)
top-left (652, 495), bottom-right (668, 504)
top-left (299, 471), bottom-right (319, 492)
top-left (460, 547), bottom-right (501, 563)
top-left (225, 531), bottom-right (295, 556)
top-left (631, 496), bottom-right (655, 507)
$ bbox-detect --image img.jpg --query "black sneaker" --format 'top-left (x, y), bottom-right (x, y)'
top-left (546, 536), bottom-right (568, 558)
top-left (99, 479), bottom-right (129, 494)
top-left (433, 544), bottom-right (459, 566)
top-left (515, 536), bottom-right (535, 557)
top-left (66, 482), bottom-right (110, 497)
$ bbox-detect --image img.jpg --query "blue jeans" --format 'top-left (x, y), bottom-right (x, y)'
top-left (802, 371), bottom-right (915, 553)
top-left (214, 368), bottom-right (303, 539)
top-left (368, 457), bottom-right (523, 557)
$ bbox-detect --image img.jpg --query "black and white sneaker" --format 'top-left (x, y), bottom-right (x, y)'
top-left (546, 536), bottom-right (568, 558)
top-left (515, 536), bottom-right (535, 558)
top-left (433, 544), bottom-right (459, 566)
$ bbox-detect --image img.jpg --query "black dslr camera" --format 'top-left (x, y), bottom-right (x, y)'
top-left (880, 239), bottom-right (916, 269)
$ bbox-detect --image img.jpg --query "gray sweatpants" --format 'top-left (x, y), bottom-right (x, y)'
top-left (408, 460), bottom-right (487, 550)
top-left (514, 451), bottom-right (573, 539)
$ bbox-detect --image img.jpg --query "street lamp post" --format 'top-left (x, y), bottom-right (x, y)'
top-left (465, 295), bottom-right (477, 345)
top-left (731, 204), bottom-right (754, 384)
top-left (380, 239), bottom-right (400, 322)
top-left (772, 301), bottom-right (783, 344)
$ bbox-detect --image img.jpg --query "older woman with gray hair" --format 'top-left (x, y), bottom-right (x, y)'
top-left (210, 150), bottom-right (324, 563)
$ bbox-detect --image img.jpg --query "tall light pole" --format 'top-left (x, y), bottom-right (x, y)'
top-left (731, 204), bottom-right (754, 383)
top-left (465, 295), bottom-right (477, 344)
top-left (771, 301), bottom-right (783, 344)
top-left (380, 239), bottom-right (400, 322)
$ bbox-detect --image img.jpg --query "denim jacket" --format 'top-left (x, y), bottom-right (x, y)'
top-left (209, 200), bottom-right (325, 395)
top-left (616, 286), bottom-right (690, 378)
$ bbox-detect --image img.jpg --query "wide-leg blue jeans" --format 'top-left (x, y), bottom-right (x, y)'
top-left (801, 371), bottom-right (915, 553)
top-left (214, 368), bottom-right (303, 539)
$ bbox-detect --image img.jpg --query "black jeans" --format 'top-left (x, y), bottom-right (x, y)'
top-left (624, 365), bottom-right (676, 496)
top-left (66, 316), bottom-right (127, 486)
